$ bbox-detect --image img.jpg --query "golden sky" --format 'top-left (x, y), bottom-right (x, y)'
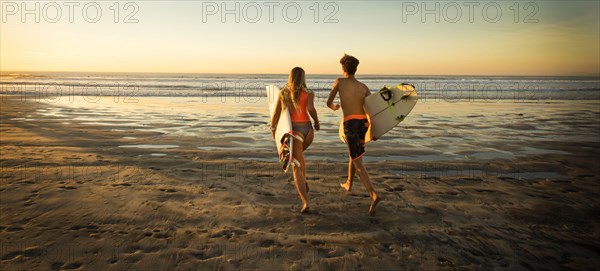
top-left (1, 1), bottom-right (599, 75)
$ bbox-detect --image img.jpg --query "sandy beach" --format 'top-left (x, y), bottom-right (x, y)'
top-left (1, 95), bottom-right (599, 270)
top-left (3, 0), bottom-right (599, 269)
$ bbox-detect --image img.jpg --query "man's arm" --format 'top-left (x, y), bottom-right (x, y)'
top-left (327, 78), bottom-right (341, 111)
top-left (363, 83), bottom-right (371, 98)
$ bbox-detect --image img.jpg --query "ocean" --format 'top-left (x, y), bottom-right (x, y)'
top-left (1, 72), bottom-right (599, 102)
top-left (1, 71), bottom-right (599, 164)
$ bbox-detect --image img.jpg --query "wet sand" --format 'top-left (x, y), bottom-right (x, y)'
top-left (1, 96), bottom-right (599, 270)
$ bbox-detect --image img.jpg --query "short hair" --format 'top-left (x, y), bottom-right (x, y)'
top-left (340, 54), bottom-right (359, 75)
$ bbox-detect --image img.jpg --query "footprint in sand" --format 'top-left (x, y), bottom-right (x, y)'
top-left (21, 191), bottom-right (40, 206)
top-left (526, 193), bottom-right (552, 199)
top-left (438, 191), bottom-right (459, 196)
top-left (498, 176), bottom-right (514, 181)
top-left (475, 189), bottom-right (498, 193)
top-left (123, 245), bottom-right (142, 254)
top-left (51, 262), bottom-right (65, 270)
top-left (4, 225), bottom-right (24, 232)
top-left (383, 184), bottom-right (405, 192)
top-left (423, 176), bottom-right (441, 180)
top-left (209, 228), bottom-right (247, 239)
top-left (463, 177), bottom-right (484, 182)
top-left (382, 176), bottom-right (403, 180)
top-left (577, 174), bottom-right (594, 178)
top-left (70, 224), bottom-right (99, 232)
top-left (51, 262), bottom-right (82, 270)
top-left (219, 172), bottom-right (236, 178)
top-left (309, 240), bottom-right (325, 246)
top-left (2, 246), bottom-right (45, 261)
top-left (153, 232), bottom-right (170, 239)
top-left (190, 250), bottom-right (222, 261)
top-left (257, 191), bottom-right (274, 197)
top-left (375, 243), bottom-right (392, 253)
top-left (258, 239), bottom-right (276, 247)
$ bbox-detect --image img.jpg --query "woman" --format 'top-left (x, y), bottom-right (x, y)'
top-left (271, 67), bottom-right (320, 213)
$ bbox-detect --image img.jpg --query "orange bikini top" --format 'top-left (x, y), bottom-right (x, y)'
top-left (290, 90), bottom-right (310, 122)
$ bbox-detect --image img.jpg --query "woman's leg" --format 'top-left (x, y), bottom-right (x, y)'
top-left (302, 128), bottom-right (314, 192)
top-left (292, 134), bottom-right (309, 213)
top-left (303, 127), bottom-right (314, 151)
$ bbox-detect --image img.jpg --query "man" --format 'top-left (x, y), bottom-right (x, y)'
top-left (327, 54), bottom-right (379, 215)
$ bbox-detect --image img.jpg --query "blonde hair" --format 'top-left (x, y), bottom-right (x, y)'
top-left (281, 67), bottom-right (307, 111)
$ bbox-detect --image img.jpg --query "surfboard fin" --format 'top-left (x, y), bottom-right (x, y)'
top-left (290, 131), bottom-right (304, 143)
top-left (292, 158), bottom-right (301, 168)
top-left (279, 134), bottom-right (293, 172)
top-left (278, 131), bottom-right (306, 172)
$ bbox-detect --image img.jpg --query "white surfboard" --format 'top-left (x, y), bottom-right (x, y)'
top-left (339, 83), bottom-right (418, 143)
top-left (267, 85), bottom-right (294, 172)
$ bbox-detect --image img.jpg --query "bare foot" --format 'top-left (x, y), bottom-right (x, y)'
top-left (300, 204), bottom-right (309, 213)
top-left (368, 196), bottom-right (380, 216)
top-left (340, 181), bottom-right (351, 192)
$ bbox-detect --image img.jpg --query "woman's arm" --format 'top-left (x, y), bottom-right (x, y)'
top-left (270, 93), bottom-right (282, 137)
top-left (307, 92), bottom-right (320, 130)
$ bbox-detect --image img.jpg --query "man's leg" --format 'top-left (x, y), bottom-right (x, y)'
top-left (341, 159), bottom-right (355, 192)
top-left (352, 157), bottom-right (379, 215)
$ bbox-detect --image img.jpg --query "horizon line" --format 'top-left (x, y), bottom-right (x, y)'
top-left (1, 70), bottom-right (599, 78)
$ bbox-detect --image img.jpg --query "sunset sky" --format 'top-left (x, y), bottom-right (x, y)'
top-left (1, 1), bottom-right (599, 75)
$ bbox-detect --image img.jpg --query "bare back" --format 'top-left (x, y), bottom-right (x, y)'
top-left (335, 78), bottom-right (370, 117)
